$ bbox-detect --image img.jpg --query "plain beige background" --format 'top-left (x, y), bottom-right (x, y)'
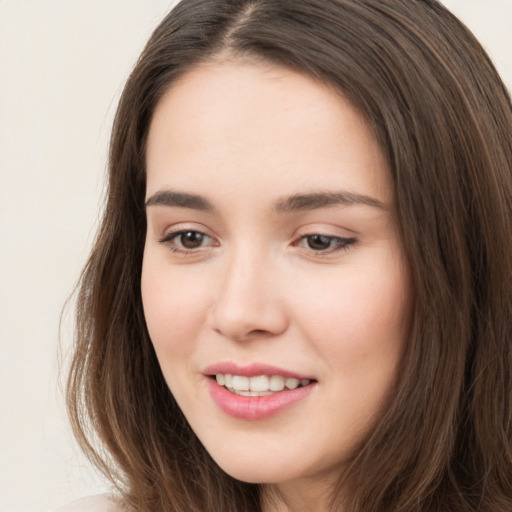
top-left (0, 1), bottom-right (510, 511)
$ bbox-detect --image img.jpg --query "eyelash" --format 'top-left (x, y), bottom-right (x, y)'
top-left (158, 230), bottom-right (216, 254)
top-left (294, 234), bottom-right (356, 255)
top-left (158, 229), bottom-right (356, 256)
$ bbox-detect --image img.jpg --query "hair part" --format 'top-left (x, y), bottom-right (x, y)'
top-left (67, 1), bottom-right (512, 510)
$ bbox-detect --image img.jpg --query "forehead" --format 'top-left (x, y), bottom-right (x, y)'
top-left (145, 61), bottom-right (392, 207)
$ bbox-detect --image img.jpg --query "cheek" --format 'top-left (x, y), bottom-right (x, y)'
top-left (292, 253), bottom-right (411, 369)
top-left (140, 257), bottom-right (212, 358)
top-left (291, 256), bottom-right (411, 436)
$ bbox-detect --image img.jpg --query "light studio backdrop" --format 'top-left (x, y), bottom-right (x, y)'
top-left (0, 1), bottom-right (510, 511)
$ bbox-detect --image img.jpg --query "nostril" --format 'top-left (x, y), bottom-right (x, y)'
top-left (249, 329), bottom-right (270, 336)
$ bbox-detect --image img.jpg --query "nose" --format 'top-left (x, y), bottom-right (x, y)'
top-left (209, 247), bottom-right (289, 342)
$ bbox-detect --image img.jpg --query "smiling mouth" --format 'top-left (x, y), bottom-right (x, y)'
top-left (213, 374), bottom-right (313, 396)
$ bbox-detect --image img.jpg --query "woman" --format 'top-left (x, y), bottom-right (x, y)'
top-left (64, 0), bottom-right (512, 510)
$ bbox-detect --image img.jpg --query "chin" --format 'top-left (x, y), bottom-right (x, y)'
top-left (216, 460), bottom-right (296, 485)
top-left (203, 440), bottom-right (321, 485)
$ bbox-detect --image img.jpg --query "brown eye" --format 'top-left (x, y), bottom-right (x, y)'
top-left (296, 234), bottom-right (356, 254)
top-left (179, 231), bottom-right (205, 249)
top-left (159, 229), bottom-right (215, 253)
top-left (306, 235), bottom-right (333, 251)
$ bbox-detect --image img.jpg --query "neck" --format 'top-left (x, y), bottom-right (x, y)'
top-left (260, 478), bottom-right (339, 512)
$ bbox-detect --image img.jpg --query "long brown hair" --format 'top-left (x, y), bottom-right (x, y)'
top-left (67, 1), bottom-right (512, 510)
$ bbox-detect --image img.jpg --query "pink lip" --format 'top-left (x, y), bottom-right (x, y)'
top-left (203, 362), bottom-right (314, 380)
top-left (204, 362), bottom-right (316, 420)
top-left (207, 379), bottom-right (315, 420)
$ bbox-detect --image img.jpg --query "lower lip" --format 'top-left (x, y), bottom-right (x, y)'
top-left (207, 378), bottom-right (315, 420)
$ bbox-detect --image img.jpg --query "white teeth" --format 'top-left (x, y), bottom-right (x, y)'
top-left (215, 373), bottom-right (312, 393)
top-left (232, 375), bottom-right (249, 391)
top-left (249, 375), bottom-right (270, 391)
top-left (285, 378), bottom-right (300, 390)
top-left (235, 390), bottom-right (273, 397)
top-left (269, 375), bottom-right (285, 391)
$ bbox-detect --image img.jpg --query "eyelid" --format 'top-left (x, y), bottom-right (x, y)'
top-left (157, 224), bottom-right (219, 254)
top-left (155, 223), bottom-right (356, 257)
top-left (294, 234), bottom-right (356, 254)
top-left (291, 224), bottom-right (358, 256)
top-left (158, 222), bottom-right (215, 239)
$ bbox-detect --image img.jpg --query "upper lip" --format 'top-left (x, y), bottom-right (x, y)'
top-left (203, 361), bottom-right (315, 381)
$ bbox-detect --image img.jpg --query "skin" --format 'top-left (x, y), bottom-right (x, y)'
top-left (141, 60), bottom-right (412, 511)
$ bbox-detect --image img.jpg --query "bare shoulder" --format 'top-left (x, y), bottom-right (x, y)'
top-left (54, 494), bottom-right (127, 512)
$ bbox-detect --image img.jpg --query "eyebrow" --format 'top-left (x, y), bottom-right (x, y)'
top-left (274, 191), bottom-right (387, 212)
top-left (145, 189), bottom-right (386, 212)
top-left (145, 190), bottom-right (215, 211)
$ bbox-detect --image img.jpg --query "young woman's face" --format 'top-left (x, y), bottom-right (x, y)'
top-left (142, 61), bottom-right (412, 499)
